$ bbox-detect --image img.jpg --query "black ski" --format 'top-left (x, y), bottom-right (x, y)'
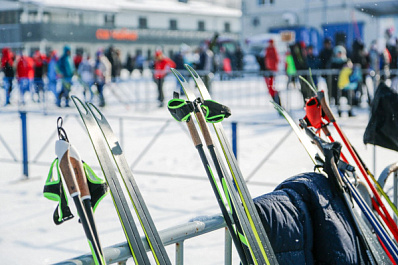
top-left (177, 66), bottom-right (278, 265)
top-left (72, 96), bottom-right (152, 265)
top-left (73, 96), bottom-right (171, 265)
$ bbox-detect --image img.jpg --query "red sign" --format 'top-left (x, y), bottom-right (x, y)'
top-left (96, 28), bottom-right (138, 41)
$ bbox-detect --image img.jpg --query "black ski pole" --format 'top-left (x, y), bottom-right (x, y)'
top-left (168, 97), bottom-right (251, 265)
top-left (191, 98), bottom-right (254, 265)
top-left (55, 123), bottom-right (106, 265)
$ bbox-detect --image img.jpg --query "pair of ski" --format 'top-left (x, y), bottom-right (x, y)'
top-left (169, 65), bottom-right (278, 265)
top-left (54, 118), bottom-right (107, 265)
top-left (70, 96), bottom-right (171, 265)
top-left (272, 102), bottom-right (398, 264)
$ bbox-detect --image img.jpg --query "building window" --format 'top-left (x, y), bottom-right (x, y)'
top-left (258, 0), bottom-right (274, 5)
top-left (104, 14), bottom-right (115, 27)
top-left (0, 11), bottom-right (20, 24)
top-left (139, 17), bottom-right (148, 29)
top-left (198, 20), bottom-right (205, 31)
top-left (169, 19), bottom-right (177, 30)
top-left (224, 22), bottom-right (231, 33)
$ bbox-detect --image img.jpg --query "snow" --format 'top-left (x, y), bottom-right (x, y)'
top-left (0, 74), bottom-right (397, 264)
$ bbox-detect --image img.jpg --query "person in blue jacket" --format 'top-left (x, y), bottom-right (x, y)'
top-left (56, 45), bottom-right (75, 107)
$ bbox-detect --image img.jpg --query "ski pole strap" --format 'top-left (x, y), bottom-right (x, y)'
top-left (322, 141), bottom-right (346, 195)
top-left (168, 98), bottom-right (194, 122)
top-left (83, 161), bottom-right (109, 212)
top-left (304, 96), bottom-right (330, 130)
top-left (43, 158), bottom-right (74, 225)
top-left (200, 100), bottom-right (231, 123)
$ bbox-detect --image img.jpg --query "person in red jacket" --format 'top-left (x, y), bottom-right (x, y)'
top-left (153, 50), bottom-right (176, 107)
top-left (32, 50), bottom-right (47, 102)
top-left (264, 39), bottom-right (281, 105)
top-left (1, 48), bottom-right (15, 105)
top-left (17, 53), bottom-right (34, 105)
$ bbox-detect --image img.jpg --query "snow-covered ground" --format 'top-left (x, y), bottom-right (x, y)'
top-left (0, 74), bottom-right (397, 264)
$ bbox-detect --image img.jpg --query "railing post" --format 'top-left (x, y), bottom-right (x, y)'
top-left (20, 111), bottom-right (29, 178)
top-left (232, 122), bottom-right (237, 159)
top-left (176, 241), bottom-right (184, 265)
top-left (224, 227), bottom-right (232, 265)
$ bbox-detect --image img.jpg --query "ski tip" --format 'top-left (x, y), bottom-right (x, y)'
top-left (86, 102), bottom-right (105, 121)
top-left (71, 95), bottom-right (89, 115)
top-left (184, 64), bottom-right (199, 78)
top-left (170, 68), bottom-right (187, 84)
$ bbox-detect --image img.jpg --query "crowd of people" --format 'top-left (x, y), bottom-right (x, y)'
top-left (1, 33), bottom-right (398, 111)
top-left (260, 31), bottom-right (398, 117)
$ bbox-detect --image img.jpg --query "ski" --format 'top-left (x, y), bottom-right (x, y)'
top-left (182, 65), bottom-right (278, 265)
top-left (73, 96), bottom-right (171, 265)
top-left (71, 96), bottom-right (152, 265)
top-left (272, 101), bottom-right (395, 264)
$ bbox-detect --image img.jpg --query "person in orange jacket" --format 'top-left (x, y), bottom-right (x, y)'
top-left (264, 39), bottom-right (281, 105)
top-left (153, 50), bottom-right (176, 107)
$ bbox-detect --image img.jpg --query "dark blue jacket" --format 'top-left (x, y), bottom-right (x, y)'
top-left (254, 172), bottom-right (370, 264)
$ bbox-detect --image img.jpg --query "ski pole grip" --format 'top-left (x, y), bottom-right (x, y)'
top-left (55, 140), bottom-right (80, 196)
top-left (187, 118), bottom-right (202, 147)
top-left (69, 145), bottom-right (90, 198)
top-left (195, 108), bottom-right (214, 146)
top-left (317, 91), bottom-right (336, 123)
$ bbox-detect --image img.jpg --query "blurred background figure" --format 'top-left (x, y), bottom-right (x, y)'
top-left (78, 53), bottom-right (95, 102)
top-left (285, 47), bottom-right (298, 91)
top-left (125, 52), bottom-right (135, 77)
top-left (47, 50), bottom-right (59, 99)
top-left (331, 45), bottom-right (348, 106)
top-left (264, 39), bottom-right (281, 105)
top-left (290, 41), bottom-right (311, 104)
top-left (56, 45), bottom-right (75, 107)
top-left (153, 49), bottom-right (176, 107)
top-left (350, 39), bottom-right (369, 106)
top-left (135, 50), bottom-right (145, 76)
top-left (196, 42), bottom-right (214, 92)
top-left (1, 48), bottom-right (15, 106)
top-left (94, 49), bottom-right (111, 107)
top-left (32, 50), bottom-right (47, 103)
top-left (16, 51), bottom-right (34, 105)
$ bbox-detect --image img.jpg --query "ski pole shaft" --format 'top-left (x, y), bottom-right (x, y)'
top-left (185, 117), bottom-right (251, 265)
top-left (56, 140), bottom-right (106, 265)
top-left (69, 144), bottom-right (105, 259)
top-left (318, 91), bottom-right (398, 240)
top-left (191, 104), bottom-right (254, 265)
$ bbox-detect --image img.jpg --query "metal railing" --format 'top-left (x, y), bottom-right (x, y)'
top-left (54, 214), bottom-right (233, 265)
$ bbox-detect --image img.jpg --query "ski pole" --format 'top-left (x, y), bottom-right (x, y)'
top-left (167, 97), bottom-right (252, 265)
top-left (69, 144), bottom-right (105, 259)
top-left (317, 91), bottom-right (398, 240)
top-left (55, 124), bottom-right (106, 265)
top-left (190, 97), bottom-right (255, 265)
top-left (300, 119), bottom-right (398, 263)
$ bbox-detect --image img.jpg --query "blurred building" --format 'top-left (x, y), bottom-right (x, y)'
top-left (242, 0), bottom-right (398, 53)
top-left (0, 0), bottom-right (241, 58)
